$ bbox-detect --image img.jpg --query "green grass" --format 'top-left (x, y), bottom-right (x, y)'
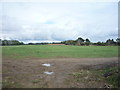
top-left (2, 77), bottom-right (23, 88)
top-left (95, 66), bottom-right (119, 88)
top-left (68, 66), bottom-right (119, 88)
top-left (2, 45), bottom-right (118, 59)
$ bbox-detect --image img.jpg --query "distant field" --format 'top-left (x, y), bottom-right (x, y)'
top-left (2, 45), bottom-right (118, 59)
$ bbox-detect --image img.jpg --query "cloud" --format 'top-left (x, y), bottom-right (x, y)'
top-left (0, 2), bottom-right (118, 43)
top-left (0, 0), bottom-right (119, 3)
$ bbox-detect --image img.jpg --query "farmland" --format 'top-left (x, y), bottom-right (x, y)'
top-left (1, 1), bottom-right (119, 89)
top-left (2, 45), bottom-right (119, 88)
top-left (2, 45), bottom-right (118, 59)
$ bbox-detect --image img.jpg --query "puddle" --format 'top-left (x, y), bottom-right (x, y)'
top-left (42, 63), bottom-right (51, 67)
top-left (44, 71), bottom-right (54, 75)
top-left (42, 63), bottom-right (54, 75)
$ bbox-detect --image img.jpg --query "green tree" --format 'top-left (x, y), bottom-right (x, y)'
top-left (1, 39), bottom-right (24, 46)
top-left (85, 38), bottom-right (91, 46)
top-left (76, 37), bottom-right (84, 46)
top-left (106, 39), bottom-right (115, 46)
top-left (2, 40), bottom-right (8, 46)
top-left (0, 39), bottom-right (1, 46)
top-left (116, 38), bottom-right (120, 46)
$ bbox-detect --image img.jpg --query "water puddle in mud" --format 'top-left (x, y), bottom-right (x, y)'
top-left (44, 71), bottom-right (54, 75)
top-left (42, 63), bottom-right (51, 67)
top-left (42, 63), bottom-right (54, 75)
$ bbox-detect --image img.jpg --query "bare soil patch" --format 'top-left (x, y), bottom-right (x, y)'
top-left (2, 57), bottom-right (118, 88)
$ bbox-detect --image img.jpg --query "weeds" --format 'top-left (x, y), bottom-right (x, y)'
top-left (68, 66), bottom-right (119, 88)
top-left (2, 77), bottom-right (23, 88)
top-left (96, 66), bottom-right (119, 88)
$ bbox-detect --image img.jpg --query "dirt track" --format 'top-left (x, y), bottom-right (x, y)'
top-left (2, 57), bottom-right (118, 88)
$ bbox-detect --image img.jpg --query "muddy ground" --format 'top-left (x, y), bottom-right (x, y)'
top-left (2, 57), bottom-right (118, 88)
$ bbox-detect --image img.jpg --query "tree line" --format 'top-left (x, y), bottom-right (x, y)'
top-left (61, 37), bottom-right (120, 46)
top-left (0, 37), bottom-right (120, 46)
top-left (0, 39), bottom-right (24, 46)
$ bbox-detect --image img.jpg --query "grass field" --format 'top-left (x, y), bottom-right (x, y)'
top-left (2, 45), bottom-right (118, 59)
top-left (2, 45), bottom-right (119, 88)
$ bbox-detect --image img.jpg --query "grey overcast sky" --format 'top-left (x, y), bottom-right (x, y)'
top-left (0, 1), bottom-right (118, 43)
